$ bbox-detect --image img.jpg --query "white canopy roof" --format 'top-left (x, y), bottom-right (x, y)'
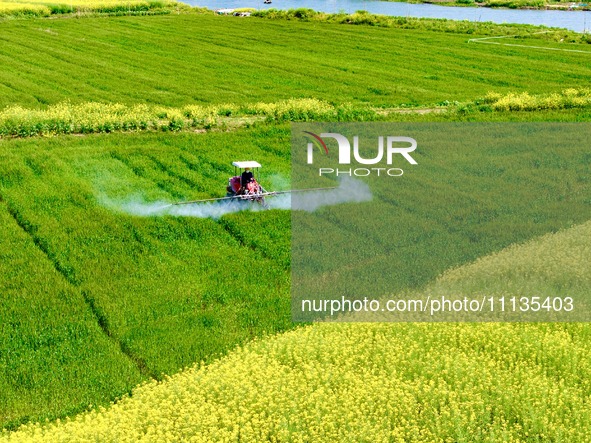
top-left (232, 161), bottom-right (261, 169)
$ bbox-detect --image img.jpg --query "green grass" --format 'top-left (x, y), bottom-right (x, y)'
top-left (253, 7), bottom-right (590, 33)
top-left (291, 122), bottom-right (591, 310)
top-left (0, 14), bottom-right (590, 110)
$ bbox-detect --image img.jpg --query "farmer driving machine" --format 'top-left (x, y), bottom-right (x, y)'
top-left (225, 161), bottom-right (268, 207)
top-left (171, 161), bottom-right (335, 209)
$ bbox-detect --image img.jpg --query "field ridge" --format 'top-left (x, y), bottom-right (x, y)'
top-left (0, 99), bottom-right (376, 139)
top-left (81, 290), bottom-right (160, 380)
top-left (3, 89), bottom-right (591, 139)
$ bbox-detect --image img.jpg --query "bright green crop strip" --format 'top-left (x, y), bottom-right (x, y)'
top-left (0, 14), bottom-right (590, 109)
top-left (0, 199), bottom-right (143, 430)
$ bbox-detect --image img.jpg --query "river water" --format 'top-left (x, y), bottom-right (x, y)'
top-left (185, 0), bottom-right (590, 32)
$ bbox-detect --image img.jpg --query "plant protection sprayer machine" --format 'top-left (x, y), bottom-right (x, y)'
top-left (170, 161), bottom-right (335, 209)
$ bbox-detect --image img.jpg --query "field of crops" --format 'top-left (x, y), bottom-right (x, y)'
top-left (3, 221), bottom-right (591, 442)
top-left (1, 121), bottom-right (590, 430)
top-left (2, 7), bottom-right (591, 440)
top-left (0, 127), bottom-right (294, 426)
top-left (0, 13), bottom-right (590, 109)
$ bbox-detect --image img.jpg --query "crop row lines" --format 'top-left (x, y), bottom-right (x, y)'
top-left (3, 196), bottom-right (160, 380)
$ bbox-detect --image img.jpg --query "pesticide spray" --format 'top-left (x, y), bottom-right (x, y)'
top-left (107, 177), bottom-right (372, 219)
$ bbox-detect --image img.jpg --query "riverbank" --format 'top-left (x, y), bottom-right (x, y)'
top-left (187, 0), bottom-right (590, 32)
top-left (1, 1), bottom-right (589, 32)
top-left (392, 0), bottom-right (591, 11)
top-left (249, 9), bottom-right (590, 42)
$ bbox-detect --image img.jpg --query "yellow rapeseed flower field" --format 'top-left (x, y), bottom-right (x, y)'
top-left (485, 88), bottom-right (591, 111)
top-left (0, 0), bottom-right (172, 15)
top-left (0, 2), bottom-right (41, 11)
top-left (2, 221), bottom-right (591, 441)
top-left (0, 99), bottom-right (363, 137)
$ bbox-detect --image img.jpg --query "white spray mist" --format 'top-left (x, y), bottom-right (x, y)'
top-left (107, 177), bottom-right (372, 219)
